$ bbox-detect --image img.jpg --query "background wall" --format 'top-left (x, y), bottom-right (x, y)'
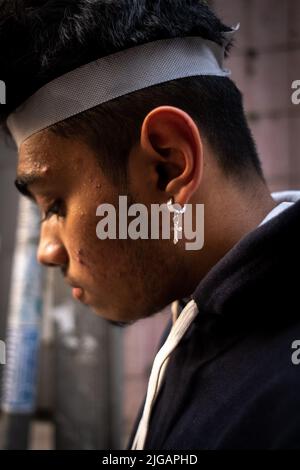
top-left (214, 0), bottom-right (300, 190)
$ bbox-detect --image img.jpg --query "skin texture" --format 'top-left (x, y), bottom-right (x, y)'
top-left (17, 106), bottom-right (277, 323)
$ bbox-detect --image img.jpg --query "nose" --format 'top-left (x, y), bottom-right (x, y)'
top-left (37, 226), bottom-right (68, 268)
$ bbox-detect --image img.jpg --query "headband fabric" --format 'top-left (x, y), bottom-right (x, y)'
top-left (7, 28), bottom-right (238, 148)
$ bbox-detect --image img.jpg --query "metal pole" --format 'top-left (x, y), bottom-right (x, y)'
top-left (1, 197), bottom-right (44, 449)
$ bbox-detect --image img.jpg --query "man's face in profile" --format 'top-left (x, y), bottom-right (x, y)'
top-left (16, 130), bottom-right (187, 323)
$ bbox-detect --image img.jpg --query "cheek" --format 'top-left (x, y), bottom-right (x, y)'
top-left (66, 211), bottom-right (124, 279)
top-left (66, 210), bottom-right (100, 267)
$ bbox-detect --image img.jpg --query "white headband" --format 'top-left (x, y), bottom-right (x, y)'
top-left (7, 27), bottom-right (238, 148)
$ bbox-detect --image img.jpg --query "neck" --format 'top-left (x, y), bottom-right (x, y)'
top-left (182, 177), bottom-right (277, 296)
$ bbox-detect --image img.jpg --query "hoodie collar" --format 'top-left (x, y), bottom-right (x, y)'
top-left (192, 194), bottom-right (300, 326)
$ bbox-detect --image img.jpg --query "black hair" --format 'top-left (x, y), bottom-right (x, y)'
top-left (0, 0), bottom-right (264, 184)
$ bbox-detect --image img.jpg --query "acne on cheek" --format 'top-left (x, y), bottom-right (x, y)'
top-left (69, 193), bottom-right (107, 272)
top-left (72, 245), bottom-right (103, 283)
top-left (41, 165), bottom-right (50, 175)
top-left (72, 243), bottom-right (96, 270)
top-left (30, 159), bottom-right (49, 171)
top-left (68, 216), bottom-right (91, 264)
top-left (76, 248), bottom-right (86, 266)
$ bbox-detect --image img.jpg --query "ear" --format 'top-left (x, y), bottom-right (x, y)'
top-left (140, 106), bottom-right (204, 206)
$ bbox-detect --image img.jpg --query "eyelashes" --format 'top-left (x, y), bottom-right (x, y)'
top-left (40, 199), bottom-right (65, 224)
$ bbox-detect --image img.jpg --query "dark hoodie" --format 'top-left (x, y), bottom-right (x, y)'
top-left (128, 198), bottom-right (300, 450)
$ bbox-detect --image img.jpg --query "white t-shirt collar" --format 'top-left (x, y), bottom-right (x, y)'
top-left (259, 190), bottom-right (300, 227)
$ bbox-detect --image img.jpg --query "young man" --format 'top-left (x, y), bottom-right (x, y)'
top-left (1, 0), bottom-right (300, 450)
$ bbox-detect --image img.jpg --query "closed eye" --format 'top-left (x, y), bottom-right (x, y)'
top-left (40, 199), bottom-right (65, 224)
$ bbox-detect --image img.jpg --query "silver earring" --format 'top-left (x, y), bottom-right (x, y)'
top-left (167, 198), bottom-right (186, 244)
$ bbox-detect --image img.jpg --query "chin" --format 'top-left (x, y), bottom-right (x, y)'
top-left (90, 302), bottom-right (144, 324)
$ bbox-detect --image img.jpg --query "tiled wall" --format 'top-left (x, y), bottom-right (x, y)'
top-left (214, 0), bottom-right (300, 190)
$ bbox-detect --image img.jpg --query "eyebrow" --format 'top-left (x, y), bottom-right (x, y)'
top-left (14, 172), bottom-right (46, 200)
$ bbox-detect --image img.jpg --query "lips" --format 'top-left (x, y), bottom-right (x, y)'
top-left (65, 277), bottom-right (84, 303)
top-left (66, 277), bottom-right (85, 303)
top-left (72, 286), bottom-right (84, 301)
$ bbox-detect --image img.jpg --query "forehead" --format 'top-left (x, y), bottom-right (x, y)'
top-left (18, 131), bottom-right (69, 172)
top-left (17, 129), bottom-right (98, 175)
top-left (16, 129), bottom-right (109, 199)
top-left (16, 130), bottom-right (104, 200)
